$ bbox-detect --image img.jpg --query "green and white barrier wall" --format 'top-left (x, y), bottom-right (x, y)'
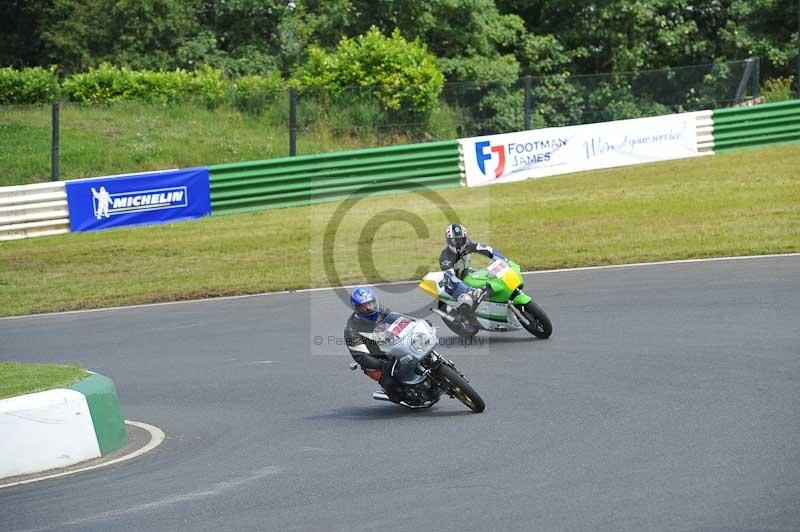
top-left (208, 140), bottom-right (462, 214)
top-left (1, 99), bottom-right (798, 239)
top-left (0, 372), bottom-right (127, 479)
top-left (707, 99), bottom-right (800, 152)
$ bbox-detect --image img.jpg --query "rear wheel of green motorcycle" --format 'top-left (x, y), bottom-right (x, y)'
top-left (436, 364), bottom-right (485, 413)
top-left (518, 301), bottom-right (553, 338)
top-left (437, 301), bottom-right (479, 338)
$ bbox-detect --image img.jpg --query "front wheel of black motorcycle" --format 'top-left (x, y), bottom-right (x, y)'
top-left (436, 365), bottom-right (485, 413)
top-left (518, 301), bottom-right (553, 339)
top-left (438, 301), bottom-right (480, 338)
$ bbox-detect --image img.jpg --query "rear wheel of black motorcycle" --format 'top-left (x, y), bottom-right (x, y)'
top-left (438, 301), bottom-right (480, 338)
top-left (518, 301), bottom-right (553, 339)
top-left (436, 365), bottom-right (485, 413)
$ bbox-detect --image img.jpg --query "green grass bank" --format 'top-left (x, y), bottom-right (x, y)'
top-left (0, 144), bottom-right (798, 317)
top-left (0, 362), bottom-right (89, 400)
top-left (0, 102), bottom-right (459, 186)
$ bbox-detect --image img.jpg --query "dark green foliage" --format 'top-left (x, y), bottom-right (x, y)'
top-left (35, 0), bottom-right (202, 73)
top-left (438, 55), bottom-right (521, 134)
top-left (3, 1), bottom-right (796, 80)
top-left (720, 0), bottom-right (799, 79)
top-left (293, 27), bottom-right (444, 120)
top-left (0, 0), bottom-right (796, 132)
top-left (583, 81), bottom-right (672, 123)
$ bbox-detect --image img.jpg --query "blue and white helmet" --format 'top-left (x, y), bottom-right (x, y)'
top-left (446, 223), bottom-right (468, 254)
top-left (350, 286), bottom-right (380, 321)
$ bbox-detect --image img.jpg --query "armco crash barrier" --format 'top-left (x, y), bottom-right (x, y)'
top-left (3, 101), bottom-right (799, 239)
top-left (0, 372), bottom-right (127, 479)
top-left (0, 168), bottom-right (212, 241)
top-left (0, 181), bottom-right (70, 241)
top-left (208, 141), bottom-right (462, 214)
top-left (711, 99), bottom-right (800, 152)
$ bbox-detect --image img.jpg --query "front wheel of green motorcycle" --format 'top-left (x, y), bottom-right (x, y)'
top-left (518, 301), bottom-right (553, 339)
top-left (436, 365), bottom-right (485, 413)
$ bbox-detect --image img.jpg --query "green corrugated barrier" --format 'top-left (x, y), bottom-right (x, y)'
top-left (711, 99), bottom-right (800, 152)
top-left (208, 141), bottom-right (462, 215)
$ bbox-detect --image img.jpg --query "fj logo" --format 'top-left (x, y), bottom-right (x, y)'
top-left (475, 141), bottom-right (506, 178)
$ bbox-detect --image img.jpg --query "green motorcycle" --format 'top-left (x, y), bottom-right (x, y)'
top-left (419, 258), bottom-right (553, 339)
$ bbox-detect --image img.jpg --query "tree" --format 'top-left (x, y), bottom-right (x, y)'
top-left (104, 0), bottom-right (202, 70)
top-left (0, 0), bottom-right (49, 68)
top-left (38, 0), bottom-right (108, 73)
top-left (720, 0), bottom-right (799, 79)
top-left (505, 1), bottom-right (740, 72)
top-left (198, 0), bottom-right (289, 73)
top-left (37, 0), bottom-right (202, 72)
top-left (294, 27), bottom-right (444, 118)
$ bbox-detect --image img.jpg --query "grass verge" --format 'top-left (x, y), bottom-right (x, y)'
top-left (0, 144), bottom-right (798, 317)
top-left (0, 362), bottom-right (89, 400)
top-left (0, 102), bottom-right (459, 186)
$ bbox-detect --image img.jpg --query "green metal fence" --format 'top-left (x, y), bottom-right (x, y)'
top-left (711, 99), bottom-right (800, 152)
top-left (209, 141), bottom-right (461, 214)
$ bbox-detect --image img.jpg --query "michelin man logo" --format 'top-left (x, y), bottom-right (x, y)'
top-left (89, 185), bottom-right (188, 219)
top-left (92, 186), bottom-right (113, 219)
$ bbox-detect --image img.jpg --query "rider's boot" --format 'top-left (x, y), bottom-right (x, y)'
top-left (372, 390), bottom-right (390, 401)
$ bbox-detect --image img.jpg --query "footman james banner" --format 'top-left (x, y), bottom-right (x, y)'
top-left (66, 168), bottom-right (211, 232)
top-left (459, 112), bottom-right (702, 187)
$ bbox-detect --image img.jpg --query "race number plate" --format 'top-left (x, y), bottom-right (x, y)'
top-left (488, 260), bottom-right (521, 291)
top-left (388, 317), bottom-right (413, 336)
top-left (488, 260), bottom-right (511, 278)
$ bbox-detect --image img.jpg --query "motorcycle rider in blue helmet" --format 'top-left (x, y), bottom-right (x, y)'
top-left (343, 286), bottom-right (403, 402)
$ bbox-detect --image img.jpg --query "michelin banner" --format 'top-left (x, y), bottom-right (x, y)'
top-left (460, 113), bottom-right (701, 187)
top-left (66, 168), bottom-right (211, 232)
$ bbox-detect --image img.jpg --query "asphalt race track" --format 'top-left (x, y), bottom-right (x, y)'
top-left (1, 255), bottom-right (799, 532)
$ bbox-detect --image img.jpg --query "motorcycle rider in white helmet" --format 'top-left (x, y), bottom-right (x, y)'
top-left (439, 223), bottom-right (506, 308)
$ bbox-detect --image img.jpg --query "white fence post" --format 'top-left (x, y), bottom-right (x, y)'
top-left (694, 110), bottom-right (715, 154)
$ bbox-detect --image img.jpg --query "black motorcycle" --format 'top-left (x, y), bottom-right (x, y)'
top-left (350, 312), bottom-right (485, 413)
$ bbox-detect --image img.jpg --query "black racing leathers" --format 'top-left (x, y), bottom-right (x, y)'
top-left (344, 306), bottom-right (392, 370)
top-left (438, 239), bottom-right (504, 296)
top-left (344, 307), bottom-right (403, 401)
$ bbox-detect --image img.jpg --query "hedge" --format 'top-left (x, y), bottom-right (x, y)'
top-left (0, 64), bottom-right (285, 110)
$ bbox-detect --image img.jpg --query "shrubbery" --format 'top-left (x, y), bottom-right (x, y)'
top-left (761, 77), bottom-right (796, 102)
top-left (0, 66), bottom-right (60, 104)
top-left (232, 73), bottom-right (284, 114)
top-left (294, 27), bottom-right (444, 120)
top-left (0, 35), bottom-right (442, 120)
top-left (0, 26), bottom-right (446, 122)
top-left (61, 64), bottom-right (227, 106)
top-left (0, 64), bottom-right (280, 109)
top-left (0, 56), bottom-right (790, 137)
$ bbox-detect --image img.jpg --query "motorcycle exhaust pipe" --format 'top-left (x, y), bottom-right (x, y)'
top-left (431, 307), bottom-right (457, 323)
top-left (372, 391), bottom-right (391, 402)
